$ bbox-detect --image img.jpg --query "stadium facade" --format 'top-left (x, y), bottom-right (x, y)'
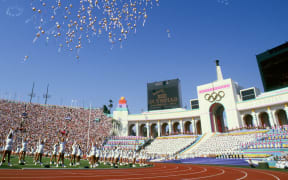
top-left (113, 61), bottom-right (288, 137)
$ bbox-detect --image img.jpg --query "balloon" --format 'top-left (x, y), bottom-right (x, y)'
top-left (29, 0), bottom-right (159, 58)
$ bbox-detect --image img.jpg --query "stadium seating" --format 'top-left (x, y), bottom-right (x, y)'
top-left (0, 99), bottom-right (112, 154)
top-left (241, 126), bottom-right (288, 157)
top-left (145, 135), bottom-right (197, 156)
top-left (104, 136), bottom-right (147, 150)
top-left (182, 131), bottom-right (263, 158)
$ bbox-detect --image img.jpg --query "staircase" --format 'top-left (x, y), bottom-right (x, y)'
top-left (180, 133), bottom-right (215, 154)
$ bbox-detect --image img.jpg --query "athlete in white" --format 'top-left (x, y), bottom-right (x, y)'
top-left (0, 129), bottom-right (14, 167)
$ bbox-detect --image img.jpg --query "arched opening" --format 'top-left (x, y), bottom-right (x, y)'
top-left (243, 114), bottom-right (253, 128)
top-left (196, 121), bottom-right (202, 135)
top-left (276, 109), bottom-right (288, 126)
top-left (161, 123), bottom-right (169, 136)
top-left (139, 124), bottom-right (147, 137)
top-left (172, 122), bottom-right (181, 134)
top-left (259, 112), bottom-right (271, 128)
top-left (128, 124), bottom-right (136, 136)
top-left (150, 123), bottom-right (158, 138)
top-left (209, 103), bottom-right (226, 133)
top-left (184, 121), bottom-right (192, 134)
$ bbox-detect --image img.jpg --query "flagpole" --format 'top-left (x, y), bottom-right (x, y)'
top-left (87, 103), bottom-right (92, 151)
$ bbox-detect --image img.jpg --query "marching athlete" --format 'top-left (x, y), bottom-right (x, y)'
top-left (76, 144), bottom-right (82, 166)
top-left (89, 140), bottom-right (97, 168)
top-left (15, 144), bottom-right (21, 157)
top-left (113, 146), bottom-right (120, 167)
top-left (50, 141), bottom-right (59, 165)
top-left (0, 129), bottom-right (14, 167)
top-left (57, 136), bottom-right (68, 167)
top-left (19, 137), bottom-right (29, 164)
top-left (132, 148), bottom-right (137, 167)
top-left (95, 145), bottom-right (100, 167)
top-left (70, 141), bottom-right (78, 166)
top-left (34, 137), bottom-right (46, 165)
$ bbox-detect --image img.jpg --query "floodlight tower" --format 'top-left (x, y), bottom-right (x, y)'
top-left (28, 82), bottom-right (36, 103)
top-left (43, 84), bottom-right (51, 105)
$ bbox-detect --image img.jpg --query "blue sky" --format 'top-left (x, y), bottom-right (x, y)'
top-left (0, 0), bottom-right (287, 113)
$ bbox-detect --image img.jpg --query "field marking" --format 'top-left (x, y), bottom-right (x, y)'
top-left (235, 169), bottom-right (248, 180)
top-left (1, 164), bottom-right (286, 180)
top-left (0, 166), bottom-right (192, 179)
top-left (107, 167), bottom-right (207, 180)
top-left (256, 170), bottom-right (280, 180)
top-left (182, 167), bottom-right (225, 180)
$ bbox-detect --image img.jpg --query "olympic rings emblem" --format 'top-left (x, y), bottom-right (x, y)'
top-left (204, 91), bottom-right (225, 102)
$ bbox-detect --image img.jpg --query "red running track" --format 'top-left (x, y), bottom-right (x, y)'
top-left (0, 163), bottom-right (288, 180)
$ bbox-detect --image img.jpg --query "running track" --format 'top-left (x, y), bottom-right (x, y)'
top-left (0, 163), bottom-right (288, 180)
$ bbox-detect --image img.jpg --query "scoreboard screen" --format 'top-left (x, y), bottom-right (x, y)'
top-left (147, 79), bottom-right (182, 111)
top-left (257, 42), bottom-right (288, 92)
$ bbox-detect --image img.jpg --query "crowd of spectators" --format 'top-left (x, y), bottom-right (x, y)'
top-left (241, 125), bottom-right (288, 149)
top-left (0, 99), bottom-right (112, 154)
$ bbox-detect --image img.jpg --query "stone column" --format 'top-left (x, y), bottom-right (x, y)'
top-left (191, 119), bottom-right (194, 134)
top-left (285, 104), bottom-right (288, 122)
top-left (168, 120), bottom-right (172, 135)
top-left (267, 107), bottom-right (276, 128)
top-left (146, 121), bottom-right (150, 138)
top-left (157, 120), bottom-right (161, 137)
top-left (136, 121), bottom-right (139, 136)
top-left (240, 114), bottom-right (244, 129)
top-left (180, 119), bottom-right (183, 134)
top-left (251, 110), bottom-right (258, 128)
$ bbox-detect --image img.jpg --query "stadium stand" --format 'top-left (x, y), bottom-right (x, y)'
top-left (144, 135), bottom-right (197, 156)
top-left (241, 126), bottom-right (288, 159)
top-left (180, 131), bottom-right (267, 158)
top-left (0, 99), bottom-right (112, 154)
top-left (104, 136), bottom-right (147, 150)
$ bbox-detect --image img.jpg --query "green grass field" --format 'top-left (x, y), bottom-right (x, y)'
top-left (0, 155), bottom-right (148, 169)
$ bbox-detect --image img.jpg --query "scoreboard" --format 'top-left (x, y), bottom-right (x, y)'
top-left (147, 79), bottom-right (182, 111)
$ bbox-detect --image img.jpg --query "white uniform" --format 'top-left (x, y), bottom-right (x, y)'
top-left (71, 143), bottom-right (77, 155)
top-left (129, 150), bottom-right (133, 160)
top-left (21, 140), bottom-right (28, 152)
top-left (37, 143), bottom-right (44, 154)
top-left (5, 135), bottom-right (13, 151)
top-left (52, 144), bottom-right (59, 155)
top-left (59, 140), bottom-right (67, 154)
top-left (104, 150), bottom-right (108, 159)
top-left (5, 138), bottom-right (13, 151)
top-left (107, 150), bottom-right (110, 159)
top-left (133, 150), bottom-right (137, 159)
top-left (114, 148), bottom-right (120, 160)
top-left (76, 145), bottom-right (82, 156)
top-left (15, 146), bottom-right (21, 153)
top-left (5, 129), bottom-right (14, 151)
top-left (96, 149), bottom-right (100, 158)
top-left (30, 147), bottom-right (35, 155)
top-left (100, 149), bottom-right (103, 159)
top-left (90, 144), bottom-right (96, 156)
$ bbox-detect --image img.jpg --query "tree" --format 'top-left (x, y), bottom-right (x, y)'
top-left (108, 99), bottom-right (113, 111)
top-left (103, 99), bottom-right (113, 114)
top-left (103, 105), bottom-right (110, 114)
